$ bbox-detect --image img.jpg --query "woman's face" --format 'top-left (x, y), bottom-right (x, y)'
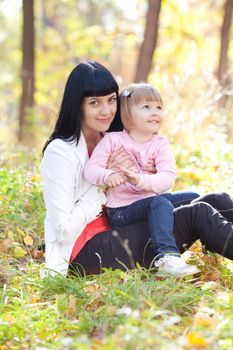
top-left (81, 93), bottom-right (117, 135)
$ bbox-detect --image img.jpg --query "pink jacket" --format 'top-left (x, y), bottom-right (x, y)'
top-left (84, 130), bottom-right (176, 208)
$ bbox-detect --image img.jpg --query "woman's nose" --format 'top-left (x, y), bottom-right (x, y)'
top-left (100, 103), bottom-right (110, 116)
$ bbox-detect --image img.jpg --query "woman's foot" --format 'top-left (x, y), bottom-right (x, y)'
top-left (155, 255), bottom-right (199, 278)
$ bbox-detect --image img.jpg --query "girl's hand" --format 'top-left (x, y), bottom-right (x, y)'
top-left (120, 167), bottom-right (140, 186)
top-left (141, 158), bottom-right (156, 174)
top-left (107, 147), bottom-right (138, 172)
top-left (105, 172), bottom-right (126, 187)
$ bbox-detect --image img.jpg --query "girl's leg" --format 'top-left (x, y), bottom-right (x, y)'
top-left (191, 192), bottom-right (233, 223)
top-left (161, 190), bottom-right (200, 208)
top-left (107, 198), bottom-right (199, 277)
top-left (107, 196), bottom-right (179, 256)
top-left (173, 201), bottom-right (233, 260)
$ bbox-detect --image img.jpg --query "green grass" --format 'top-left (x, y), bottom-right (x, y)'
top-left (0, 147), bottom-right (233, 350)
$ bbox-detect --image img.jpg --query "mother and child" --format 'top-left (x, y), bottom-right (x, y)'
top-left (41, 60), bottom-right (233, 278)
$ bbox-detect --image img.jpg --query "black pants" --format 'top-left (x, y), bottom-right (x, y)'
top-left (70, 192), bottom-right (233, 276)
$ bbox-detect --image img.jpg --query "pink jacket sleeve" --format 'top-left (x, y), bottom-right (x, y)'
top-left (84, 134), bottom-right (116, 185)
top-left (136, 137), bottom-right (176, 194)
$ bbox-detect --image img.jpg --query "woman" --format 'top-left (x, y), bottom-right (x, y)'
top-left (41, 61), bottom-right (233, 276)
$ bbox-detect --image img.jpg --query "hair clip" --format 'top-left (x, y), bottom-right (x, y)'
top-left (122, 89), bottom-right (131, 97)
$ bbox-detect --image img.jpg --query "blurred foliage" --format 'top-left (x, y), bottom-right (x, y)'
top-left (0, 0), bottom-right (232, 148)
top-left (0, 147), bottom-right (44, 260)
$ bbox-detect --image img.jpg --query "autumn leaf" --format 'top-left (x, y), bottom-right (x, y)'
top-left (187, 332), bottom-right (208, 348)
top-left (13, 246), bottom-right (27, 258)
top-left (200, 269), bottom-right (220, 282)
top-left (195, 317), bottom-right (214, 326)
top-left (29, 248), bottom-right (44, 260)
top-left (23, 235), bottom-right (34, 246)
top-left (84, 282), bottom-right (102, 295)
top-left (67, 294), bottom-right (77, 318)
top-left (7, 230), bottom-right (15, 240)
top-left (16, 227), bottom-right (25, 236)
top-left (0, 238), bottom-right (12, 253)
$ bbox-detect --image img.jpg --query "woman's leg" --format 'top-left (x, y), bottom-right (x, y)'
top-left (191, 192), bottom-right (233, 223)
top-left (173, 201), bottom-right (233, 260)
top-left (70, 222), bottom-right (154, 276)
top-left (161, 190), bottom-right (200, 208)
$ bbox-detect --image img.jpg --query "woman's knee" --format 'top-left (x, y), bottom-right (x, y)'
top-left (192, 192), bottom-right (230, 207)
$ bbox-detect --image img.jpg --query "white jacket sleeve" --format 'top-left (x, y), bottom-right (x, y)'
top-left (41, 142), bottom-right (106, 244)
top-left (84, 134), bottom-right (115, 185)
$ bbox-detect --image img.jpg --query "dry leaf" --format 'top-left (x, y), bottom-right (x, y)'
top-left (7, 230), bottom-right (15, 240)
top-left (84, 282), bottom-right (101, 295)
top-left (85, 299), bottom-right (105, 313)
top-left (67, 294), bottom-right (77, 318)
top-left (23, 235), bottom-right (34, 246)
top-left (16, 227), bottom-right (25, 236)
top-left (195, 317), bottom-right (214, 326)
top-left (13, 246), bottom-right (27, 258)
top-left (187, 332), bottom-right (208, 348)
top-left (200, 269), bottom-right (220, 282)
top-left (0, 239), bottom-right (12, 253)
top-left (29, 248), bottom-right (44, 260)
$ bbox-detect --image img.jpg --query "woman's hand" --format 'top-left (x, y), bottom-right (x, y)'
top-left (141, 158), bottom-right (156, 174)
top-left (107, 147), bottom-right (138, 172)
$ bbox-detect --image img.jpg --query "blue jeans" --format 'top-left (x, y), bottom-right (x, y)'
top-left (160, 190), bottom-right (200, 208)
top-left (107, 190), bottom-right (199, 257)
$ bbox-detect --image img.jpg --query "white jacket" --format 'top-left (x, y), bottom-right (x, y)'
top-left (41, 133), bottom-right (107, 276)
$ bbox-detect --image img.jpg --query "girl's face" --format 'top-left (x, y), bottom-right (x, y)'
top-left (129, 99), bottom-right (163, 135)
top-left (81, 93), bottom-right (117, 135)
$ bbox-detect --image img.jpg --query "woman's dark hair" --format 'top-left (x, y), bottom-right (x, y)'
top-left (43, 61), bottom-right (123, 153)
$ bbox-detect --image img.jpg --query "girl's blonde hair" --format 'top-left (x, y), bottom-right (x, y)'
top-left (120, 83), bottom-right (163, 131)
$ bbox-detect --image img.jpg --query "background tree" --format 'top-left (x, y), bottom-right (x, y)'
top-left (217, 0), bottom-right (233, 85)
top-left (18, 0), bottom-right (35, 142)
top-left (134, 0), bottom-right (161, 82)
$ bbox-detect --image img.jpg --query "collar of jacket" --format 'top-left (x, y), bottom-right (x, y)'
top-left (69, 131), bottom-right (89, 166)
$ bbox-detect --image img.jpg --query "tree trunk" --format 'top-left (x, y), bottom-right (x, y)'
top-left (134, 0), bottom-right (161, 82)
top-left (18, 0), bottom-right (35, 142)
top-left (217, 0), bottom-right (233, 84)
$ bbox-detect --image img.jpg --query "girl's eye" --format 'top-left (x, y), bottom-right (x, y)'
top-left (143, 105), bottom-right (149, 109)
top-left (156, 106), bottom-right (162, 110)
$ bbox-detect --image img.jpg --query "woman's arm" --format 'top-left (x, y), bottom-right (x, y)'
top-left (41, 141), bottom-right (106, 243)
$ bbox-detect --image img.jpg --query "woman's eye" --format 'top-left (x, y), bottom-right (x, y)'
top-left (109, 96), bottom-right (117, 103)
top-left (89, 101), bottom-right (98, 106)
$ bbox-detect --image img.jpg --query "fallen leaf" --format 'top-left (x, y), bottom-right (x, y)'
top-left (84, 282), bottom-right (101, 295)
top-left (16, 227), bottom-right (25, 236)
top-left (200, 269), bottom-right (220, 282)
top-left (0, 238), bottom-right (12, 253)
top-left (23, 235), bottom-right (34, 246)
top-left (13, 246), bottom-right (27, 258)
top-left (67, 294), bottom-right (77, 318)
top-left (7, 230), bottom-right (15, 240)
top-left (187, 332), bottom-right (208, 348)
top-left (195, 317), bottom-right (214, 326)
top-left (29, 248), bottom-right (44, 260)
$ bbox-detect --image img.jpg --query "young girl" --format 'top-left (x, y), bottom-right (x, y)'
top-left (84, 83), bottom-right (199, 277)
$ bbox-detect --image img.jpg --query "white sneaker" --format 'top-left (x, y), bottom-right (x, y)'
top-left (155, 255), bottom-right (199, 278)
